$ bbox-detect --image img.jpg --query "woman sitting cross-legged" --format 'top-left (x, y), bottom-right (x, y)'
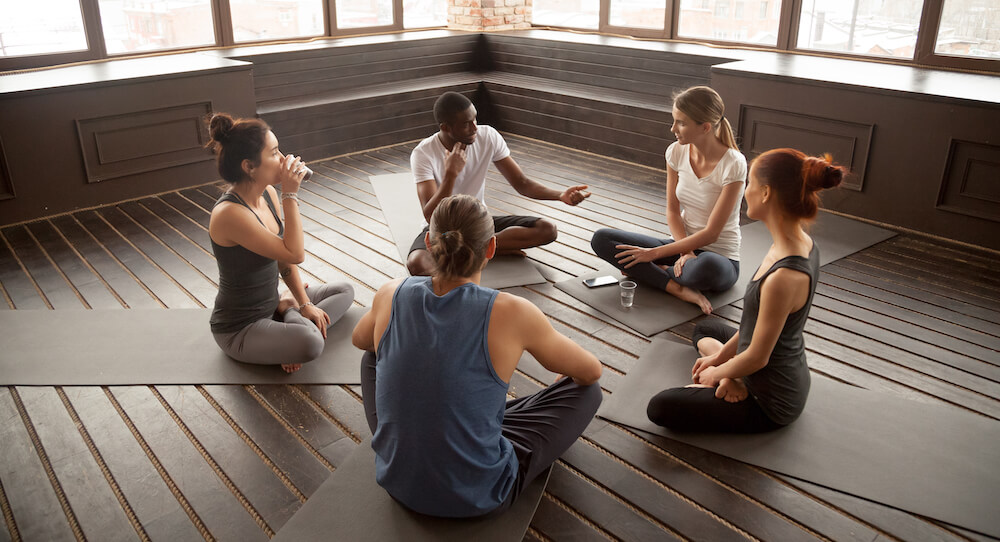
top-left (647, 148), bottom-right (844, 433)
top-left (352, 194), bottom-right (603, 518)
top-left (206, 113), bottom-right (355, 373)
top-left (591, 86), bottom-right (747, 314)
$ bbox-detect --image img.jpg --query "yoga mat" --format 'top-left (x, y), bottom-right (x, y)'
top-left (369, 173), bottom-right (547, 289)
top-left (0, 307), bottom-right (366, 385)
top-left (598, 337), bottom-right (1000, 539)
top-left (273, 439), bottom-right (550, 542)
top-left (555, 212), bottom-right (896, 336)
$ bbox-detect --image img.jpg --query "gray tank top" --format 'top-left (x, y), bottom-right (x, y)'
top-left (739, 242), bottom-right (820, 425)
top-left (210, 191), bottom-right (283, 334)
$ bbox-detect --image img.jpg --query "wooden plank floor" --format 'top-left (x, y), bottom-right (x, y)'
top-left (2, 134), bottom-right (999, 541)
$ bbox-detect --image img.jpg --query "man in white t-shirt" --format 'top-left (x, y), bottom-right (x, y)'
top-left (406, 91), bottom-right (592, 276)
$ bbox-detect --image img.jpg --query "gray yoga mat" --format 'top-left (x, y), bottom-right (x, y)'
top-left (555, 212), bottom-right (896, 336)
top-left (369, 173), bottom-right (547, 289)
top-left (273, 439), bottom-right (550, 542)
top-left (598, 337), bottom-right (1000, 539)
top-left (0, 307), bottom-right (366, 385)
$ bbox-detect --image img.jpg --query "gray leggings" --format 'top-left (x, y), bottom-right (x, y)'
top-left (213, 282), bottom-right (354, 365)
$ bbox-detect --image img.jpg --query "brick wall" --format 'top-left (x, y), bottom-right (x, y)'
top-left (448, 0), bottom-right (531, 31)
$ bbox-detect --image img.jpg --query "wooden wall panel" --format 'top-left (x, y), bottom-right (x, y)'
top-left (0, 135), bottom-right (14, 201)
top-left (937, 140), bottom-right (1000, 223)
top-left (738, 106), bottom-right (873, 191)
top-left (76, 102), bottom-right (213, 184)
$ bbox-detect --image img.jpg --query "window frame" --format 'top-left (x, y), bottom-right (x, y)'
top-left (0, 0), bottom-right (421, 71)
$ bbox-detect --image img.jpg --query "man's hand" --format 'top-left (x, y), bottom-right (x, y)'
top-left (559, 185), bottom-right (591, 206)
top-left (444, 143), bottom-right (467, 179)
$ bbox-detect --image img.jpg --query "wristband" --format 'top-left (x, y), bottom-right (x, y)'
top-left (300, 301), bottom-right (314, 309)
top-left (281, 192), bottom-right (299, 202)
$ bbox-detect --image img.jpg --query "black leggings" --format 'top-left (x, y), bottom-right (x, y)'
top-left (360, 351), bottom-right (602, 514)
top-left (646, 320), bottom-right (782, 433)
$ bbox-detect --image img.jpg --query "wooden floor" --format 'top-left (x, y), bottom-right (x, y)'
top-left (2, 135), bottom-right (999, 542)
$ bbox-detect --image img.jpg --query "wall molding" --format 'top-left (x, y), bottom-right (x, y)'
top-left (76, 102), bottom-right (214, 184)
top-left (737, 105), bottom-right (874, 192)
top-left (937, 139), bottom-right (1000, 223)
top-left (0, 135), bottom-right (14, 201)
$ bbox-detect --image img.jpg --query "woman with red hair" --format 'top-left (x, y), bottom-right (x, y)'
top-left (647, 148), bottom-right (845, 433)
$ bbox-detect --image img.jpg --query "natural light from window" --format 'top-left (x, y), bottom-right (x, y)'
top-left (230, 0), bottom-right (325, 43)
top-left (99, 0), bottom-right (215, 54)
top-left (935, 0), bottom-right (1000, 59)
top-left (336, 0), bottom-right (393, 28)
top-left (609, 0), bottom-right (666, 29)
top-left (403, 0), bottom-right (448, 28)
top-left (796, 0), bottom-right (922, 58)
top-left (677, 0), bottom-right (781, 46)
top-left (0, 0), bottom-right (88, 57)
top-left (533, 0), bottom-right (599, 29)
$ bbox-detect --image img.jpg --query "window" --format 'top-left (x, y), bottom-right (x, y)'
top-left (0, 0), bottom-right (87, 57)
top-left (796, 0), bottom-right (923, 59)
top-left (760, 1), bottom-right (768, 19)
top-left (679, 0), bottom-right (779, 45)
top-left (230, 0), bottom-right (325, 43)
top-left (336, 0), bottom-right (393, 28)
top-left (533, 0), bottom-right (600, 29)
top-left (935, 0), bottom-right (1000, 59)
top-left (610, 0), bottom-right (666, 29)
top-left (99, 0), bottom-right (215, 54)
top-left (403, 0), bottom-right (448, 28)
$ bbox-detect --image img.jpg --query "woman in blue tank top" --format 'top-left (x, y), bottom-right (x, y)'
top-left (647, 148), bottom-right (846, 433)
top-left (352, 194), bottom-right (603, 518)
top-left (206, 113), bottom-right (354, 373)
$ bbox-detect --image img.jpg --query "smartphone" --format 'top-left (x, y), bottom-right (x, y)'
top-left (583, 275), bottom-right (619, 288)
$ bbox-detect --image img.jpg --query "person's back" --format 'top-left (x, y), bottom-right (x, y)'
top-left (373, 276), bottom-right (516, 517)
top-left (353, 194), bottom-right (602, 518)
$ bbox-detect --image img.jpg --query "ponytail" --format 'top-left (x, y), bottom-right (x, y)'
top-left (752, 148), bottom-right (846, 220)
top-left (717, 117), bottom-right (738, 150)
top-left (673, 86), bottom-right (739, 150)
top-left (427, 195), bottom-right (495, 279)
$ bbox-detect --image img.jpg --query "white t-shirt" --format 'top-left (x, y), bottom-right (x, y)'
top-left (665, 141), bottom-right (747, 261)
top-left (410, 125), bottom-right (510, 206)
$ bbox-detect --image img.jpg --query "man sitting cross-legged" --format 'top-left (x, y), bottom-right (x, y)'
top-left (406, 91), bottom-right (592, 276)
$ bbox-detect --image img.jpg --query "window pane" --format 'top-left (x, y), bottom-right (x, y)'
top-left (404, 0), bottom-right (447, 28)
top-left (935, 0), bottom-right (1000, 60)
top-left (231, 0), bottom-right (324, 42)
top-left (677, 0), bottom-right (780, 46)
top-left (99, 0), bottom-right (215, 54)
top-left (609, 0), bottom-right (666, 30)
top-left (796, 0), bottom-right (922, 59)
top-left (532, 0), bottom-right (599, 30)
top-left (0, 0), bottom-right (87, 57)
top-left (336, 0), bottom-right (393, 28)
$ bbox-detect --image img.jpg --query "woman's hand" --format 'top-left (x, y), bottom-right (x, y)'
top-left (300, 303), bottom-right (331, 339)
top-left (694, 365), bottom-right (723, 387)
top-left (691, 352), bottom-right (720, 381)
top-left (278, 154), bottom-right (307, 195)
top-left (673, 252), bottom-right (697, 277)
top-left (615, 244), bottom-right (661, 269)
top-left (715, 378), bottom-right (748, 403)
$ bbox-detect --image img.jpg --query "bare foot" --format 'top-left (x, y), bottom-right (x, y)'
top-left (667, 282), bottom-right (712, 315)
top-left (281, 363), bottom-right (302, 373)
top-left (277, 290), bottom-right (297, 316)
top-left (717, 378), bottom-right (748, 402)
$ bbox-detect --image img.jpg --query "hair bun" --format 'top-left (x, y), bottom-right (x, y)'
top-left (209, 113), bottom-right (235, 144)
top-left (804, 154), bottom-right (844, 192)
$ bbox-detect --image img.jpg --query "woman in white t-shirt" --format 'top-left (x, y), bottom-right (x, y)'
top-left (591, 86), bottom-right (747, 314)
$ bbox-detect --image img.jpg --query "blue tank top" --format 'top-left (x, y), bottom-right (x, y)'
top-left (372, 276), bottom-right (517, 517)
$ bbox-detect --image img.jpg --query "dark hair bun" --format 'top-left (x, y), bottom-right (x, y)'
top-left (209, 113), bottom-right (235, 144)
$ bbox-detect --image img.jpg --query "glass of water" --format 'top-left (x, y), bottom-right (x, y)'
top-left (620, 280), bottom-right (637, 309)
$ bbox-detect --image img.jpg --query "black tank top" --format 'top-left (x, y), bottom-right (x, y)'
top-left (209, 190), bottom-right (284, 334)
top-left (739, 242), bottom-right (820, 425)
